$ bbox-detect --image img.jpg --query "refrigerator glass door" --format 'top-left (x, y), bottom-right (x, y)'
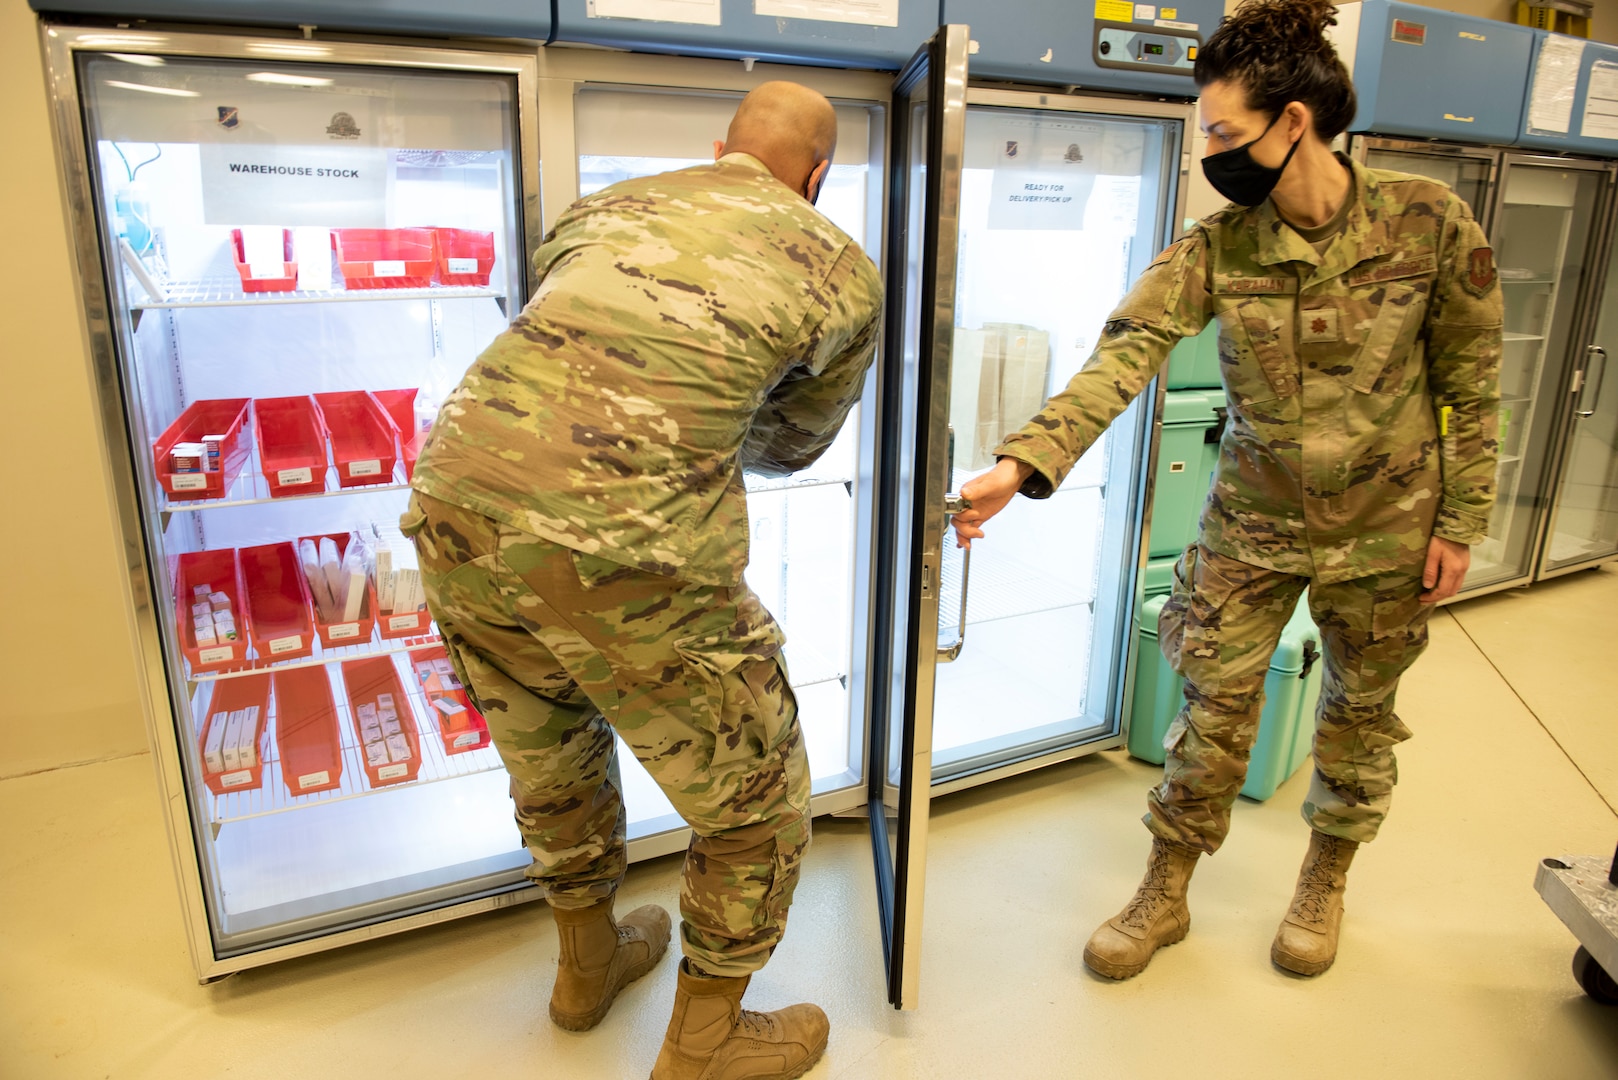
top-left (72, 46), bottom-right (535, 964)
top-left (1540, 225), bottom-right (1618, 576)
top-left (1469, 161), bottom-right (1609, 591)
top-left (566, 87), bottom-right (885, 834)
top-left (869, 24), bottom-right (969, 1011)
top-left (1359, 143), bottom-right (1497, 228)
top-left (928, 91), bottom-right (1177, 785)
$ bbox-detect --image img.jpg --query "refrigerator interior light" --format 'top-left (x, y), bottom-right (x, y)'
top-left (246, 72), bottom-right (335, 87)
top-left (244, 42), bottom-right (334, 58)
top-left (108, 53), bottom-right (166, 66)
top-left (104, 79), bottom-right (199, 98)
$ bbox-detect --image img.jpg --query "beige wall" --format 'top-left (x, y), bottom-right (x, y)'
top-left (0, 0), bottom-right (148, 777)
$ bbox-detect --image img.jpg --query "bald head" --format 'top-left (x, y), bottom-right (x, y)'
top-left (717, 81), bottom-right (839, 203)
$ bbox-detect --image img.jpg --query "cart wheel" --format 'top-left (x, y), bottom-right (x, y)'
top-left (1573, 947), bottom-right (1618, 1005)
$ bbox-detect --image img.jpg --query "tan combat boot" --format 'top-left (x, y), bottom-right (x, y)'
top-left (1083, 837), bottom-right (1201, 980)
top-left (548, 896), bottom-right (671, 1031)
top-left (649, 959), bottom-right (829, 1080)
top-left (1272, 830), bottom-right (1359, 977)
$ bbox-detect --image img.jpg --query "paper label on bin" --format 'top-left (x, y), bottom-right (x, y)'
top-left (453, 731), bottom-right (482, 748)
top-left (269, 635), bottom-right (303, 654)
top-left (388, 614), bottom-right (421, 632)
top-left (447, 258), bottom-right (479, 274)
top-left (348, 459), bottom-right (382, 477)
top-left (378, 762), bottom-right (409, 781)
top-left (248, 262), bottom-right (284, 280)
top-left (277, 467), bottom-right (313, 487)
top-left (198, 646), bottom-right (233, 665)
top-left (327, 622), bottom-right (360, 640)
top-left (372, 260), bottom-right (407, 277)
top-left (171, 474), bottom-right (209, 492)
top-left (297, 770), bottom-right (330, 789)
top-left (220, 769), bottom-right (253, 788)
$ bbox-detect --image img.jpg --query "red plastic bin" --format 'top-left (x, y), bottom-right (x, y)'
top-left (372, 388), bottom-right (428, 481)
top-left (333, 228), bottom-right (438, 289)
top-left (255, 395), bottom-right (329, 498)
top-left (197, 674), bottom-right (271, 796)
top-left (273, 665), bottom-right (343, 796)
top-left (173, 548), bottom-right (251, 676)
top-left (340, 656), bottom-right (423, 787)
top-left (230, 228), bottom-right (297, 293)
top-left (433, 228), bottom-right (496, 287)
top-left (153, 398), bottom-right (251, 501)
top-left (312, 391), bottom-right (399, 488)
top-left (297, 532), bottom-right (378, 649)
top-left (240, 542), bottom-right (315, 664)
top-left (408, 645), bottom-right (491, 755)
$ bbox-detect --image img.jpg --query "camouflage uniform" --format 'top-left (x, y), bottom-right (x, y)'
top-left (408, 153), bottom-right (883, 974)
top-left (996, 158), bottom-right (1501, 851)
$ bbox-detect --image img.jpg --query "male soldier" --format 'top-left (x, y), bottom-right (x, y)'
top-left (403, 82), bottom-right (882, 1079)
top-left (953, 1), bottom-right (1501, 982)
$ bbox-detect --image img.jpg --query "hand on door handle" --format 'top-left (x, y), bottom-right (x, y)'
top-left (951, 457), bottom-right (1034, 548)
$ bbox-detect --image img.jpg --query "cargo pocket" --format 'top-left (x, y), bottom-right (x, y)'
top-left (1351, 712), bottom-right (1414, 795)
top-left (1360, 585), bottom-right (1432, 682)
top-left (674, 608), bottom-right (790, 770)
top-left (1217, 300), bottom-right (1297, 406)
top-left (1349, 283), bottom-right (1427, 395)
top-left (762, 815), bottom-right (810, 928)
top-left (1157, 544), bottom-right (1198, 671)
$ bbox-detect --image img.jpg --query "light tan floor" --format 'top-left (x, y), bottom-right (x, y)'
top-left (4, 568), bottom-right (1618, 1079)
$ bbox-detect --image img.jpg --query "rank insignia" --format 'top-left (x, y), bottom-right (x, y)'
top-left (1300, 307), bottom-right (1340, 343)
top-left (1465, 247), bottom-right (1497, 297)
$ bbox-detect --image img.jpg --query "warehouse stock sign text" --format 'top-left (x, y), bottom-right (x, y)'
top-left (200, 144), bottom-right (388, 227)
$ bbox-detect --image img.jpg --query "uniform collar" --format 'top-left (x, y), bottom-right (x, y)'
top-left (718, 151), bottom-right (772, 175)
top-left (1250, 154), bottom-right (1390, 286)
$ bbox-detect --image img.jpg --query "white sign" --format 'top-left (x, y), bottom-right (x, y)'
top-left (278, 467), bottom-right (314, 487)
top-left (198, 645), bottom-right (233, 664)
top-left (454, 731), bottom-right (482, 748)
top-left (371, 260), bottom-right (407, 277)
top-left (200, 143), bottom-right (387, 227)
top-left (170, 474), bottom-right (208, 491)
top-left (297, 770), bottom-right (331, 789)
top-left (588, 0), bottom-right (721, 24)
top-left (1528, 35), bottom-right (1586, 135)
top-left (754, 0), bottom-right (899, 27)
top-left (986, 118), bottom-right (1102, 231)
top-left (389, 614), bottom-right (422, 632)
top-left (378, 763), bottom-right (409, 781)
top-left (1582, 61), bottom-right (1618, 141)
top-left (328, 622), bottom-right (361, 640)
top-left (269, 635), bottom-right (303, 654)
top-left (348, 459), bottom-right (383, 477)
top-left (447, 257), bottom-right (480, 274)
top-left (221, 770), bottom-right (253, 787)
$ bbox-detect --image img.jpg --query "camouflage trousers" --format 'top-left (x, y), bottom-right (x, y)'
top-left (1153, 543), bottom-right (1432, 853)
top-left (402, 492), bottom-right (810, 978)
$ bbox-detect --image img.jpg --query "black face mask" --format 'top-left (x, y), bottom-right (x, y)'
top-left (1202, 111), bottom-right (1302, 207)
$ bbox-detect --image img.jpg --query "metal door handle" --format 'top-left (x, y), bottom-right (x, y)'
top-left (1576, 345), bottom-right (1608, 419)
top-left (938, 493), bottom-right (972, 663)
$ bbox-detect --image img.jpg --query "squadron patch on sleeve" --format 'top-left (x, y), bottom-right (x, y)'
top-left (1463, 247), bottom-right (1497, 297)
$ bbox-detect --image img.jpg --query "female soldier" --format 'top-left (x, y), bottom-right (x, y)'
top-left (953, 0), bottom-right (1501, 980)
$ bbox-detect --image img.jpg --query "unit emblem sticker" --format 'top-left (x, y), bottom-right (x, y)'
top-left (1465, 247), bottom-right (1497, 296)
top-left (327, 112), bottom-right (361, 140)
top-left (1064, 143), bottom-right (1085, 163)
top-left (217, 106), bottom-right (239, 129)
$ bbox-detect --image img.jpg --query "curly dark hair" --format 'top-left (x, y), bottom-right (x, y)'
top-left (1194, 0), bottom-right (1358, 140)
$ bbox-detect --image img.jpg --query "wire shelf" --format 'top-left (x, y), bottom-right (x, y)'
top-left (161, 442), bottom-right (409, 513)
top-left (189, 629), bottom-right (443, 683)
top-left (132, 276), bottom-right (504, 310)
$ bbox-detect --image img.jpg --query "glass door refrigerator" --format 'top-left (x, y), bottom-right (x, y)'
top-left (869, 21), bottom-right (1191, 1006)
top-left (44, 23), bottom-right (543, 979)
top-left (1353, 137), bottom-right (1618, 597)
